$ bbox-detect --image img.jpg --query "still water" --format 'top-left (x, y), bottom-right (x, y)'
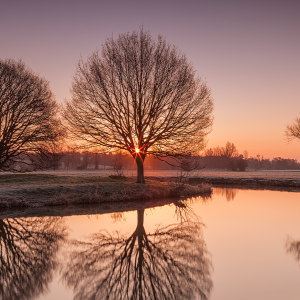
top-left (1, 188), bottom-right (300, 300)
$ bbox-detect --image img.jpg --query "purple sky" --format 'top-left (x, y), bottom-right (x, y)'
top-left (1, 0), bottom-right (299, 159)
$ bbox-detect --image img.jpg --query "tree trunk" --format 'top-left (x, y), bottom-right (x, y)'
top-left (136, 209), bottom-right (145, 299)
top-left (137, 209), bottom-right (144, 228)
top-left (135, 154), bottom-right (146, 183)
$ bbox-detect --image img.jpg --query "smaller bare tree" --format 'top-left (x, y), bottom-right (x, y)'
top-left (285, 116), bottom-right (300, 142)
top-left (33, 142), bottom-right (65, 170)
top-left (112, 152), bottom-right (125, 177)
top-left (178, 157), bottom-right (203, 183)
top-left (0, 59), bottom-right (64, 172)
top-left (221, 142), bottom-right (239, 158)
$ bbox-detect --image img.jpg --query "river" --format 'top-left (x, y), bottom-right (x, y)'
top-left (1, 188), bottom-right (300, 300)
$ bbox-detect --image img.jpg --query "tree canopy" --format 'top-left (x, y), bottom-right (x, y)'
top-left (64, 29), bottom-right (214, 182)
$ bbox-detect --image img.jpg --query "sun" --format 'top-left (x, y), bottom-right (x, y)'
top-left (135, 147), bottom-right (139, 153)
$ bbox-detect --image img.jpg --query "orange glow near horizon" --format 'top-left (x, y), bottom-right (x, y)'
top-left (2, 1), bottom-right (299, 162)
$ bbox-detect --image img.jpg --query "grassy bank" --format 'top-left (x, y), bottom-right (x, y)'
top-left (0, 174), bottom-right (212, 211)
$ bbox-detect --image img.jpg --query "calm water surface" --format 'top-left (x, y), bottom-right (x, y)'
top-left (1, 188), bottom-right (300, 300)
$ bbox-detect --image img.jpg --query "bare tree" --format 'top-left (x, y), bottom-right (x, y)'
top-left (221, 142), bottom-right (239, 158)
top-left (177, 156), bottom-right (203, 183)
top-left (64, 29), bottom-right (214, 183)
top-left (243, 150), bottom-right (249, 160)
top-left (204, 142), bottom-right (239, 158)
top-left (32, 142), bottom-right (65, 170)
top-left (0, 59), bottom-right (64, 172)
top-left (285, 116), bottom-right (300, 142)
top-left (112, 151), bottom-right (125, 177)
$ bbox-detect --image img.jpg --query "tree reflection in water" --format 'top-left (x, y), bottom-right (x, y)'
top-left (173, 198), bottom-right (203, 223)
top-left (213, 187), bottom-right (238, 201)
top-left (0, 217), bottom-right (66, 300)
top-left (286, 236), bottom-right (300, 265)
top-left (63, 205), bottom-right (213, 300)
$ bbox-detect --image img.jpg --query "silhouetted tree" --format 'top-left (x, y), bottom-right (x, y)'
top-left (204, 142), bottom-right (241, 170)
top-left (0, 217), bottom-right (66, 300)
top-left (204, 142), bottom-right (238, 158)
top-left (112, 151), bottom-right (125, 176)
top-left (33, 142), bottom-right (65, 170)
top-left (177, 156), bottom-right (203, 182)
top-left (221, 142), bottom-right (239, 158)
top-left (0, 59), bottom-right (64, 172)
top-left (285, 115), bottom-right (300, 141)
top-left (243, 150), bottom-right (249, 160)
top-left (235, 155), bottom-right (248, 171)
top-left (64, 28), bottom-right (214, 183)
top-left (62, 208), bottom-right (213, 300)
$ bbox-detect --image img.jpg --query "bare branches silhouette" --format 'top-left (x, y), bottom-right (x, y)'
top-left (173, 198), bottom-right (202, 223)
top-left (0, 217), bottom-right (67, 300)
top-left (62, 209), bottom-right (213, 300)
top-left (0, 59), bottom-right (64, 172)
top-left (63, 28), bottom-right (214, 183)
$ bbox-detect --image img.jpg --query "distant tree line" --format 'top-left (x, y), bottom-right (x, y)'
top-left (246, 156), bottom-right (300, 171)
top-left (41, 149), bottom-right (191, 171)
top-left (3, 140), bottom-right (300, 172)
top-left (20, 142), bottom-right (300, 172)
top-left (202, 142), bottom-right (300, 171)
top-left (203, 142), bottom-right (248, 171)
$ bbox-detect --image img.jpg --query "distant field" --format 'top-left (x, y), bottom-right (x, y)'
top-left (4, 169), bottom-right (299, 180)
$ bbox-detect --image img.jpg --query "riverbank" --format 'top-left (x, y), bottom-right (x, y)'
top-left (188, 176), bottom-right (300, 191)
top-left (1, 170), bottom-right (300, 214)
top-left (0, 174), bottom-right (211, 212)
top-left (13, 169), bottom-right (300, 180)
top-left (9, 169), bottom-right (300, 188)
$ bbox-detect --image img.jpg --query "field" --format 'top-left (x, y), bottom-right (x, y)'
top-left (0, 169), bottom-right (299, 212)
top-left (0, 172), bottom-right (212, 214)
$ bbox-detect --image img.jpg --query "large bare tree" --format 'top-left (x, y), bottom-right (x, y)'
top-left (0, 59), bottom-right (64, 172)
top-left (64, 29), bottom-right (214, 183)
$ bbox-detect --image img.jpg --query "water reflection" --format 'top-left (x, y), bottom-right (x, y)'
top-left (62, 204), bottom-right (213, 300)
top-left (286, 236), bottom-right (300, 265)
top-left (0, 217), bottom-right (66, 300)
top-left (213, 187), bottom-right (238, 201)
top-left (110, 212), bottom-right (127, 223)
top-left (173, 198), bottom-right (201, 223)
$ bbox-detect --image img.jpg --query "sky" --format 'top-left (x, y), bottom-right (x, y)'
top-left (1, 0), bottom-right (299, 159)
